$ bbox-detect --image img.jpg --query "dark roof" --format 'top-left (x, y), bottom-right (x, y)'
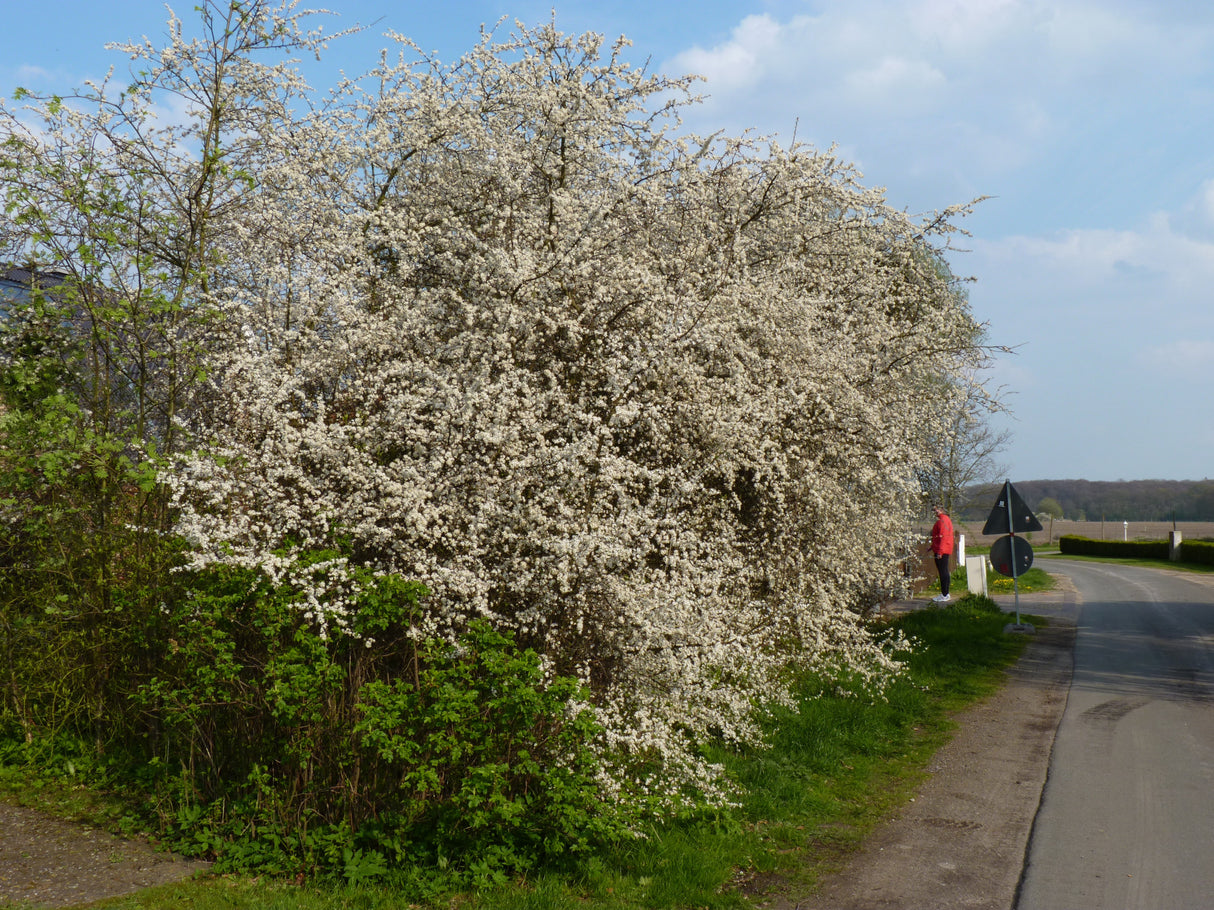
top-left (2, 265), bottom-right (71, 291)
top-left (0, 266), bottom-right (73, 315)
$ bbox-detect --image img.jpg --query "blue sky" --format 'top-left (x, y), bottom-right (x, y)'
top-left (6, 0), bottom-right (1214, 482)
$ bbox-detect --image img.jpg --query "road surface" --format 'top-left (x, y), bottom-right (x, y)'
top-left (795, 558), bottom-right (1214, 910)
top-left (1016, 559), bottom-right (1214, 909)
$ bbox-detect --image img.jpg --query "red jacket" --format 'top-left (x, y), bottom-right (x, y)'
top-left (931, 513), bottom-right (954, 556)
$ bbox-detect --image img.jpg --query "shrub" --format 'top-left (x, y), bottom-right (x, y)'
top-left (6, 0), bottom-right (984, 822)
top-left (0, 389), bottom-right (185, 752)
top-left (137, 558), bottom-right (624, 883)
top-left (355, 620), bottom-right (621, 878)
top-left (1058, 535), bottom-right (1168, 559)
top-left (1180, 539), bottom-right (1214, 566)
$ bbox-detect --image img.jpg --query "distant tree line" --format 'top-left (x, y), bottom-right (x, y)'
top-left (958, 479), bottom-right (1214, 523)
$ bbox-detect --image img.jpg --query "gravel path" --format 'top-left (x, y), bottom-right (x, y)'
top-left (0, 801), bottom-right (208, 908)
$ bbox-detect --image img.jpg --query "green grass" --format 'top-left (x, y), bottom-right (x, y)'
top-left (2, 596), bottom-right (1037, 910)
top-left (927, 563), bottom-right (1055, 597)
top-left (986, 566), bottom-right (1053, 594)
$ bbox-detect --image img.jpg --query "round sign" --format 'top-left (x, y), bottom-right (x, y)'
top-left (990, 534), bottom-right (1034, 578)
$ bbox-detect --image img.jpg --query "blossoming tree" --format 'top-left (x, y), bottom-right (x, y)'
top-left (4, 0), bottom-right (989, 810)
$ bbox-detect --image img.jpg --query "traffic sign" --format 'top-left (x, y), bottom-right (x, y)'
top-left (990, 534), bottom-right (1034, 578)
top-left (982, 480), bottom-right (1044, 536)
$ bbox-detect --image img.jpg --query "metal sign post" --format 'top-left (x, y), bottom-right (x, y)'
top-left (1006, 489), bottom-right (1021, 626)
top-left (983, 480), bottom-right (1042, 633)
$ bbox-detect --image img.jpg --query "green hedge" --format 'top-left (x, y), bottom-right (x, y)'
top-left (1058, 535), bottom-right (1169, 559)
top-left (1181, 539), bottom-right (1214, 566)
top-left (1059, 535), bottom-right (1214, 567)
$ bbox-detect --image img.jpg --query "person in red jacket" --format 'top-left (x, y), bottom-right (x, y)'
top-left (930, 507), bottom-right (955, 603)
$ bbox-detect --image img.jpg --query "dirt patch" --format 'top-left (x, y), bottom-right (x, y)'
top-left (0, 801), bottom-right (208, 908)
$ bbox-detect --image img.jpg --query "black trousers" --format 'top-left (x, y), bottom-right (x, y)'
top-left (934, 554), bottom-right (951, 595)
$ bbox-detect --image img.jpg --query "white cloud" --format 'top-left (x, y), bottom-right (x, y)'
top-left (1165, 179), bottom-right (1214, 242)
top-left (842, 56), bottom-right (947, 111)
top-left (671, 14), bottom-right (783, 91)
top-left (971, 178), bottom-right (1214, 307)
top-left (14, 64), bottom-right (54, 83)
top-left (663, 0), bottom-right (1214, 196)
top-left (958, 180), bottom-right (1214, 432)
top-left (1136, 339), bottom-right (1214, 378)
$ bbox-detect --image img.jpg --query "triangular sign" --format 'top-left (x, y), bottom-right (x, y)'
top-left (982, 480), bottom-right (1044, 535)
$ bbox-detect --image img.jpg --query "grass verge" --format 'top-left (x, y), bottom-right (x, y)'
top-left (927, 562), bottom-right (1055, 597)
top-left (1, 595), bottom-right (1038, 910)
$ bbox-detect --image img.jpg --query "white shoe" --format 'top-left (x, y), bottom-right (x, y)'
top-left (938, 594), bottom-right (951, 603)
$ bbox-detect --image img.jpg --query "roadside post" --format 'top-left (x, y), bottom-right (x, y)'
top-left (965, 555), bottom-right (988, 596)
top-left (983, 480), bottom-right (1043, 633)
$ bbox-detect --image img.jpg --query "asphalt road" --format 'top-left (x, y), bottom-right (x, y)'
top-left (794, 558), bottom-right (1214, 910)
top-left (1016, 560), bottom-right (1214, 910)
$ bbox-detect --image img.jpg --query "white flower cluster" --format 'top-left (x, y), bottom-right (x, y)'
top-left (166, 20), bottom-right (985, 803)
top-left (5, 4), bottom-right (987, 806)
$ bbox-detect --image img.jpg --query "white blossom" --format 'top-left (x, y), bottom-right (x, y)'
top-left (4, 4), bottom-right (988, 808)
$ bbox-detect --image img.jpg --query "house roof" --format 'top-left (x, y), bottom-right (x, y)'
top-left (0, 265), bottom-right (72, 315)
